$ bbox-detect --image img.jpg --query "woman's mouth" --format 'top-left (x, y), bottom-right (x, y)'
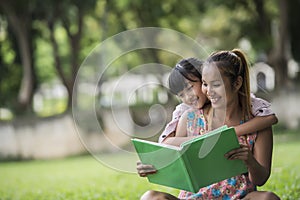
top-left (209, 96), bottom-right (220, 104)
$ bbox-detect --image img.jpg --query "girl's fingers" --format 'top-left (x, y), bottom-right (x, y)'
top-left (139, 168), bottom-right (157, 177)
top-left (137, 163), bottom-right (156, 171)
top-left (136, 161), bottom-right (157, 177)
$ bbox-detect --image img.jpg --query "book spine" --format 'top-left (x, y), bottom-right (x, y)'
top-left (179, 150), bottom-right (197, 193)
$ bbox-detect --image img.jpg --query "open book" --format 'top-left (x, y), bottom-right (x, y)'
top-left (132, 125), bottom-right (247, 193)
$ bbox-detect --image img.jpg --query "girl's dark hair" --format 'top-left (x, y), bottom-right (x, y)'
top-left (205, 49), bottom-right (251, 120)
top-left (168, 57), bottom-right (203, 95)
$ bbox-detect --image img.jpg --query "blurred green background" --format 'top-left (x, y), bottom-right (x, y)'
top-left (1, 0), bottom-right (300, 199)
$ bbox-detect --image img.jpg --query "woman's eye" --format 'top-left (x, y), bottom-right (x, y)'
top-left (213, 83), bottom-right (221, 87)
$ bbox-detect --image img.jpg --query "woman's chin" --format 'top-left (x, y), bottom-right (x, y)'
top-left (211, 102), bottom-right (223, 109)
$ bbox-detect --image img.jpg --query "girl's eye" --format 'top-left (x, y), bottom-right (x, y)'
top-left (178, 93), bottom-right (184, 98)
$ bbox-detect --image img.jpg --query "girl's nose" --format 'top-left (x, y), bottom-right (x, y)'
top-left (187, 89), bottom-right (195, 98)
top-left (187, 92), bottom-right (197, 103)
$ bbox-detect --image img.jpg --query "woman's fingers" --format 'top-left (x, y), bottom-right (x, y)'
top-left (225, 145), bottom-right (250, 160)
top-left (226, 151), bottom-right (249, 160)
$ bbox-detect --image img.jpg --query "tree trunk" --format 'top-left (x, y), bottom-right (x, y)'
top-left (2, 4), bottom-right (35, 113)
top-left (268, 0), bottom-right (290, 93)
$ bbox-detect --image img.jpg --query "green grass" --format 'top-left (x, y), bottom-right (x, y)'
top-left (259, 132), bottom-right (300, 199)
top-left (0, 132), bottom-right (299, 200)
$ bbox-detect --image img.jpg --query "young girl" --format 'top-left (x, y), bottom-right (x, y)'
top-left (138, 51), bottom-right (280, 199)
top-left (158, 58), bottom-right (209, 143)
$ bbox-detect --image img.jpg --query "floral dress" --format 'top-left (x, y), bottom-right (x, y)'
top-left (178, 109), bottom-right (257, 200)
top-left (186, 108), bottom-right (207, 137)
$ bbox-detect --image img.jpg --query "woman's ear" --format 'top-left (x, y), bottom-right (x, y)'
top-left (234, 76), bottom-right (243, 91)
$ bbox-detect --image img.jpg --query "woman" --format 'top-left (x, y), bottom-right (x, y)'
top-left (139, 51), bottom-right (280, 199)
top-left (178, 49), bottom-right (279, 199)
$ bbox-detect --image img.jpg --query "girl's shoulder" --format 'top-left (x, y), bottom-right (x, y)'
top-left (250, 93), bottom-right (274, 116)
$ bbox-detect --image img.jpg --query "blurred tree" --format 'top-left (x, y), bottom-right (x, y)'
top-left (289, 0), bottom-right (300, 77)
top-left (193, 0), bottom-right (292, 92)
top-left (0, 0), bottom-right (97, 113)
top-left (0, 0), bottom-right (37, 113)
top-left (41, 0), bottom-right (97, 108)
top-left (0, 31), bottom-right (22, 110)
top-left (1, 0), bottom-right (300, 118)
top-left (268, 0), bottom-right (290, 92)
top-left (97, 0), bottom-right (209, 108)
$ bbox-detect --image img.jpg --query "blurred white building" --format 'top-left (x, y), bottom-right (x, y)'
top-left (250, 62), bottom-right (275, 93)
top-left (250, 60), bottom-right (299, 93)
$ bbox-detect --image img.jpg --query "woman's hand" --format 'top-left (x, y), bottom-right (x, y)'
top-left (136, 161), bottom-right (157, 177)
top-left (224, 144), bottom-right (255, 166)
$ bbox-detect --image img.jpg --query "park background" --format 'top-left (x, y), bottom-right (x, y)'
top-left (0, 0), bottom-right (300, 199)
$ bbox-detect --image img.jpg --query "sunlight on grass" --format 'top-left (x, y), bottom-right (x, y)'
top-left (259, 139), bottom-right (300, 199)
top-left (0, 133), bottom-right (299, 199)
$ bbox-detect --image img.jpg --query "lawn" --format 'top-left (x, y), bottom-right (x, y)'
top-left (0, 131), bottom-right (299, 200)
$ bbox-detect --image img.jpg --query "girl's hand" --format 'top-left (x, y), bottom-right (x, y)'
top-left (136, 161), bottom-right (157, 177)
top-left (224, 144), bottom-right (255, 165)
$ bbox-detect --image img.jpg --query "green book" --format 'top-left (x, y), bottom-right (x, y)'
top-left (131, 125), bottom-right (247, 193)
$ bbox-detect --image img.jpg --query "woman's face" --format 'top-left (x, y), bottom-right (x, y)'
top-left (177, 78), bottom-right (208, 109)
top-left (201, 64), bottom-right (236, 109)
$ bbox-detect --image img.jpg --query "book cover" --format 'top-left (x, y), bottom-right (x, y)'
top-left (132, 125), bottom-right (247, 193)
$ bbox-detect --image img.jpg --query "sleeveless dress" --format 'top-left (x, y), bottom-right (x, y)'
top-left (178, 109), bottom-right (257, 200)
top-left (186, 108), bottom-right (207, 137)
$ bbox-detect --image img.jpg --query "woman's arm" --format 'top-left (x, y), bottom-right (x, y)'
top-left (234, 115), bottom-right (278, 136)
top-left (247, 127), bottom-right (273, 185)
top-left (225, 127), bottom-right (273, 186)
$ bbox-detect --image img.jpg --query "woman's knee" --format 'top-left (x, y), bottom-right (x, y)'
top-left (262, 191), bottom-right (281, 200)
top-left (140, 190), bottom-right (179, 200)
top-left (140, 190), bottom-right (163, 200)
top-left (243, 191), bottom-right (280, 200)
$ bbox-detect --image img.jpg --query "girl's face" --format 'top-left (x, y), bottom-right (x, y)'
top-left (177, 79), bottom-right (208, 109)
top-left (201, 65), bottom-right (236, 109)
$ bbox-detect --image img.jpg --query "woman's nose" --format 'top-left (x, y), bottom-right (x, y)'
top-left (206, 86), bottom-right (214, 96)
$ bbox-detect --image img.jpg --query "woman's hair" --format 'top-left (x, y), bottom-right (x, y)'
top-left (205, 49), bottom-right (252, 120)
top-left (168, 57), bottom-right (203, 95)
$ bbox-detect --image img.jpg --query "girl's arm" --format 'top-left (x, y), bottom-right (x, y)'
top-left (158, 103), bottom-right (189, 143)
top-left (234, 114), bottom-right (278, 136)
top-left (162, 111), bottom-right (197, 146)
top-left (163, 136), bottom-right (197, 147)
top-left (175, 110), bottom-right (188, 137)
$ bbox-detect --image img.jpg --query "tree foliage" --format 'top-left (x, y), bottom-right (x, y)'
top-left (0, 0), bottom-right (299, 117)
